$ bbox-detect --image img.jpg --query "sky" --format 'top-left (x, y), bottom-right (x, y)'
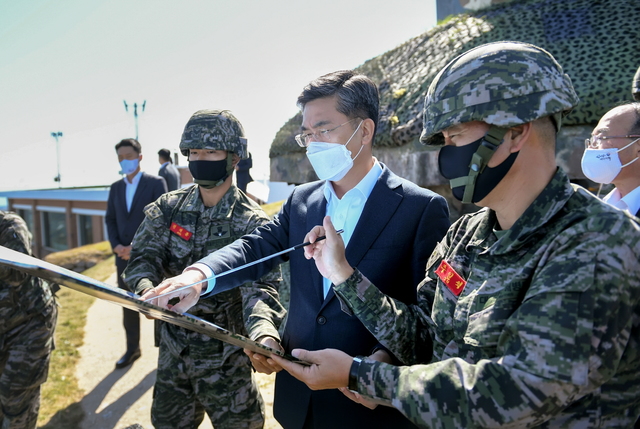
top-left (0, 0), bottom-right (437, 192)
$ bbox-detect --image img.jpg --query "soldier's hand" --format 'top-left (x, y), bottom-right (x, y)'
top-left (244, 336), bottom-right (284, 374)
top-left (270, 348), bottom-right (351, 390)
top-left (303, 216), bottom-right (353, 285)
top-left (140, 269), bottom-right (206, 313)
top-left (338, 349), bottom-right (391, 410)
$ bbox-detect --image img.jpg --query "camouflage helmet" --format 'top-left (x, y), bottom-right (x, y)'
top-left (633, 65), bottom-right (640, 101)
top-left (179, 109), bottom-right (248, 158)
top-left (420, 41), bottom-right (579, 147)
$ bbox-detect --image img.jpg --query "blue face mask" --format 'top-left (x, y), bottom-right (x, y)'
top-left (119, 158), bottom-right (140, 175)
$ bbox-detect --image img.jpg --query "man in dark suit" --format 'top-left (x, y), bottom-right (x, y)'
top-left (157, 148), bottom-right (181, 192)
top-left (235, 151), bottom-right (253, 193)
top-left (143, 71), bottom-right (450, 428)
top-left (106, 138), bottom-right (167, 368)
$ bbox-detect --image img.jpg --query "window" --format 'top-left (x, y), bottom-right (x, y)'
top-left (77, 214), bottom-right (94, 246)
top-left (42, 211), bottom-right (68, 251)
top-left (16, 208), bottom-right (34, 233)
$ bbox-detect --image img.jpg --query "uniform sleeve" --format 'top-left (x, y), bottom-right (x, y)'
top-left (347, 231), bottom-right (640, 428)
top-left (238, 210), bottom-right (286, 342)
top-left (0, 214), bottom-right (32, 286)
top-left (123, 202), bottom-right (170, 294)
top-left (333, 268), bottom-right (435, 365)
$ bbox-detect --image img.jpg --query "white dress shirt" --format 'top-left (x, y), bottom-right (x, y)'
top-left (603, 185), bottom-right (640, 216)
top-left (125, 171), bottom-right (142, 212)
top-left (321, 160), bottom-right (382, 297)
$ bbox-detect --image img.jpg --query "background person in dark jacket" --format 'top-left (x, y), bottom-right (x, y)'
top-left (235, 151), bottom-right (253, 193)
top-left (106, 138), bottom-right (167, 368)
top-left (157, 148), bottom-right (181, 192)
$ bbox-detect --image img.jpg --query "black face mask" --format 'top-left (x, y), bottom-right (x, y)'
top-left (438, 133), bottom-right (518, 204)
top-left (189, 159), bottom-right (229, 189)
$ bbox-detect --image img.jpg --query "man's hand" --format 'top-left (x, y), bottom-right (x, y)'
top-left (303, 216), bottom-right (354, 285)
top-left (338, 349), bottom-right (392, 410)
top-left (120, 245), bottom-right (132, 261)
top-left (270, 348), bottom-right (352, 390)
top-left (139, 268), bottom-right (206, 313)
top-left (113, 244), bottom-right (125, 258)
top-left (113, 244), bottom-right (132, 260)
top-left (244, 336), bottom-right (284, 374)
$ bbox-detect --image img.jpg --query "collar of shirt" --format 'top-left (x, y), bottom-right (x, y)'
top-left (124, 171), bottom-right (143, 212)
top-left (320, 160), bottom-right (382, 297)
top-left (323, 160), bottom-right (382, 212)
top-left (476, 168), bottom-right (575, 256)
top-left (177, 184), bottom-right (240, 221)
top-left (160, 161), bottom-right (170, 168)
top-left (125, 170), bottom-right (142, 186)
top-left (604, 186), bottom-right (640, 215)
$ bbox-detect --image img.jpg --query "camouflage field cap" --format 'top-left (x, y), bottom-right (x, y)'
top-left (180, 109), bottom-right (248, 158)
top-left (633, 65), bottom-right (640, 101)
top-left (420, 41), bottom-right (579, 147)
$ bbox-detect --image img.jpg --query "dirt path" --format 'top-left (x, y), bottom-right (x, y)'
top-left (76, 272), bottom-right (281, 429)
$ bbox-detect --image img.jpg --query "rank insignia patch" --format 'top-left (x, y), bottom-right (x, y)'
top-left (211, 224), bottom-right (230, 239)
top-left (436, 260), bottom-right (466, 296)
top-left (170, 222), bottom-right (192, 241)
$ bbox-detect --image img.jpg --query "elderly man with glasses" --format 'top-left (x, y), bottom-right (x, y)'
top-left (581, 102), bottom-right (640, 217)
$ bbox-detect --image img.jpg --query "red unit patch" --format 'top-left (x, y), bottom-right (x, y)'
top-left (435, 260), bottom-right (466, 296)
top-left (170, 222), bottom-right (192, 241)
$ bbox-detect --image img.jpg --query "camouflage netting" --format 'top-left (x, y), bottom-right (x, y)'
top-left (270, 0), bottom-right (640, 187)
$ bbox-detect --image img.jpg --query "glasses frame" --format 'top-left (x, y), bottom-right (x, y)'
top-left (295, 118), bottom-right (360, 148)
top-left (584, 135), bottom-right (640, 149)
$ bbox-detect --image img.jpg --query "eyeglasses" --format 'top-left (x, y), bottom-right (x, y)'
top-left (584, 135), bottom-right (640, 149)
top-left (295, 118), bottom-right (359, 147)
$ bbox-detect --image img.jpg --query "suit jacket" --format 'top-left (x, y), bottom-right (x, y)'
top-left (159, 162), bottom-right (181, 192)
top-left (201, 164), bottom-right (450, 429)
top-left (106, 172), bottom-right (167, 284)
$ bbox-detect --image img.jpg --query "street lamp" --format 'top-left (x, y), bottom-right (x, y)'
top-left (123, 100), bottom-right (146, 141)
top-left (51, 131), bottom-right (63, 187)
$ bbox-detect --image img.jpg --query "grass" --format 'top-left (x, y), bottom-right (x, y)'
top-left (261, 200), bottom-right (284, 218)
top-left (37, 244), bottom-right (115, 429)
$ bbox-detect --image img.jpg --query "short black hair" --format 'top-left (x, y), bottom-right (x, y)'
top-left (158, 148), bottom-right (171, 161)
top-left (297, 70), bottom-right (380, 140)
top-left (115, 138), bottom-right (141, 154)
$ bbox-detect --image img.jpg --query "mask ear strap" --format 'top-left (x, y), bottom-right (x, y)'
top-left (449, 126), bottom-right (508, 203)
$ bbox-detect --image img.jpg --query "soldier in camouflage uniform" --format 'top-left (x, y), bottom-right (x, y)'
top-left (124, 110), bottom-right (283, 429)
top-left (272, 42), bottom-right (640, 428)
top-left (0, 211), bottom-right (57, 429)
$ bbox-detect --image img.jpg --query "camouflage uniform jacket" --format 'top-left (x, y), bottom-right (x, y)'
top-left (334, 169), bottom-right (640, 428)
top-left (0, 211), bottom-right (55, 335)
top-left (123, 185), bottom-right (283, 358)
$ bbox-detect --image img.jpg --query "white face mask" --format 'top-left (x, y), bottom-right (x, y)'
top-left (306, 120), bottom-right (364, 182)
top-left (580, 138), bottom-right (639, 184)
top-left (119, 158), bottom-right (140, 175)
